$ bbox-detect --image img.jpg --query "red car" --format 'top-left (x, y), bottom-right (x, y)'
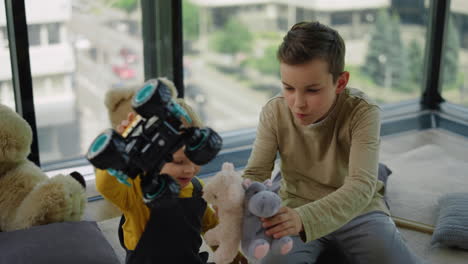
top-left (112, 64), bottom-right (136, 80)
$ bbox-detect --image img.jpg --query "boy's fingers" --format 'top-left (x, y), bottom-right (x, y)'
top-left (263, 213), bottom-right (287, 228)
top-left (265, 221), bottom-right (292, 236)
top-left (263, 207), bottom-right (291, 228)
top-left (128, 112), bottom-right (136, 120)
top-left (272, 227), bottom-right (295, 239)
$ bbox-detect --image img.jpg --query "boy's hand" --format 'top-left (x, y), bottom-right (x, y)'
top-left (117, 112), bottom-right (136, 134)
top-left (261, 206), bottom-right (303, 239)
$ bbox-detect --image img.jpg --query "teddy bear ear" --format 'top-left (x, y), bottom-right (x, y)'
top-left (104, 87), bottom-right (136, 129)
top-left (222, 162), bottom-right (234, 172)
top-left (104, 87), bottom-right (135, 113)
top-left (157, 77), bottom-right (178, 98)
top-left (263, 179), bottom-right (272, 187)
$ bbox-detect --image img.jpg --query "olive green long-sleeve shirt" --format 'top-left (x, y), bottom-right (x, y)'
top-left (243, 88), bottom-right (389, 242)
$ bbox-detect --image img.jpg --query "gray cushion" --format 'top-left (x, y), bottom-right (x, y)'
top-left (0, 221), bottom-right (120, 264)
top-left (378, 163), bottom-right (392, 210)
top-left (378, 162), bottom-right (392, 187)
top-left (431, 193), bottom-right (468, 249)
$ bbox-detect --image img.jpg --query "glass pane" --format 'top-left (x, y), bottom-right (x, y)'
top-left (25, 0), bottom-right (144, 163)
top-left (28, 24), bottom-right (41, 46)
top-left (443, 0), bottom-right (468, 106)
top-left (0, 2), bottom-right (15, 110)
top-left (47, 23), bottom-right (61, 44)
top-left (183, 0), bottom-right (430, 133)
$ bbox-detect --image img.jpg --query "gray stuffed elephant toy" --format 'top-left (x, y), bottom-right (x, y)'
top-left (241, 178), bottom-right (293, 262)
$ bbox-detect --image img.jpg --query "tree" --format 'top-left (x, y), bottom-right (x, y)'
top-left (388, 14), bottom-right (409, 91)
top-left (362, 10), bottom-right (391, 86)
top-left (362, 10), bottom-right (407, 91)
top-left (183, 0), bottom-right (200, 42)
top-left (442, 17), bottom-right (460, 88)
top-left (211, 18), bottom-right (253, 55)
top-left (111, 0), bottom-right (138, 14)
top-left (407, 39), bottom-right (424, 85)
top-left (251, 45), bottom-right (279, 76)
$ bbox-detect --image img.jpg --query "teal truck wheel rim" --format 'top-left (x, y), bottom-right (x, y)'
top-left (89, 133), bottom-right (109, 156)
top-left (135, 84), bottom-right (155, 104)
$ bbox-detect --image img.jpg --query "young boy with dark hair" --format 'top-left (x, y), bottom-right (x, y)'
top-left (242, 21), bottom-right (421, 264)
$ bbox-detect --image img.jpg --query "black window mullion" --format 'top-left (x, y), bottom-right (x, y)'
top-left (172, 0), bottom-right (184, 98)
top-left (421, 0), bottom-right (450, 110)
top-left (142, 0), bottom-right (183, 97)
top-left (141, 0), bottom-right (158, 80)
top-left (4, 0), bottom-right (40, 166)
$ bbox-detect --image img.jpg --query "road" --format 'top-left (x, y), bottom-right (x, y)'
top-left (189, 57), bottom-right (269, 131)
top-left (69, 10), bottom-right (271, 152)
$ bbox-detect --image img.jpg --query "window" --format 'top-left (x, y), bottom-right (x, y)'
top-left (3, 0), bottom-right (464, 170)
top-left (47, 23), bottom-right (60, 44)
top-left (0, 81), bottom-right (15, 110)
top-left (28, 24), bottom-right (41, 46)
top-left (25, 0), bottom-right (144, 164)
top-left (331, 12), bottom-right (352, 25)
top-left (0, 26), bottom-right (8, 48)
top-left (442, 1), bottom-right (468, 106)
top-left (182, 1), bottom-right (430, 133)
top-left (0, 4), bottom-right (15, 110)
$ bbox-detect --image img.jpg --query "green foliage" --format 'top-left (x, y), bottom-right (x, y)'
top-left (362, 10), bottom-right (409, 92)
top-left (111, 0), bottom-right (138, 14)
top-left (388, 14), bottom-right (409, 91)
top-left (249, 45), bottom-right (279, 76)
top-left (407, 40), bottom-right (424, 85)
top-left (211, 18), bottom-right (253, 55)
top-left (442, 17), bottom-right (460, 87)
top-left (183, 0), bottom-right (200, 42)
top-left (362, 10), bottom-right (391, 85)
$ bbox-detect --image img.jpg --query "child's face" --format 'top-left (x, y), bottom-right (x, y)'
top-left (280, 59), bottom-right (349, 126)
top-left (161, 148), bottom-right (200, 189)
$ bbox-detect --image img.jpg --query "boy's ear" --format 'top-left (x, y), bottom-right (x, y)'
top-left (335, 71), bottom-right (349, 94)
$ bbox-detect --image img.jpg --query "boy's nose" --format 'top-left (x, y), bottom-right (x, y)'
top-left (183, 164), bottom-right (196, 174)
top-left (294, 94), bottom-right (306, 108)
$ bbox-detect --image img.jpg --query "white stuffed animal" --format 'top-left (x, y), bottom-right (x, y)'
top-left (202, 162), bottom-right (245, 264)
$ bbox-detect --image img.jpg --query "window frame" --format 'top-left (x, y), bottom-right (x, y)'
top-left (4, 0), bottom-right (40, 166)
top-left (4, 0), bottom-right (467, 173)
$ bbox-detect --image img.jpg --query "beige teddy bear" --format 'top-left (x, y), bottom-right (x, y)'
top-left (104, 77), bottom-right (184, 129)
top-left (0, 104), bottom-right (87, 231)
top-left (202, 162), bottom-right (245, 264)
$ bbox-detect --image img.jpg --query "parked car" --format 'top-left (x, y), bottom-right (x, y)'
top-left (112, 64), bottom-right (136, 80)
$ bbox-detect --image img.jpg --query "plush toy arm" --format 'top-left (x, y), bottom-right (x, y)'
top-left (210, 224), bottom-right (243, 264)
top-left (204, 226), bottom-right (220, 246)
top-left (6, 175), bottom-right (86, 231)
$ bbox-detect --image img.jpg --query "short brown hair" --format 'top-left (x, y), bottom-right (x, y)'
top-left (277, 21), bottom-right (346, 82)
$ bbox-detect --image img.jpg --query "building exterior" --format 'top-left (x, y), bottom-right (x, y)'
top-left (190, 0), bottom-right (390, 40)
top-left (0, 0), bottom-right (80, 163)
